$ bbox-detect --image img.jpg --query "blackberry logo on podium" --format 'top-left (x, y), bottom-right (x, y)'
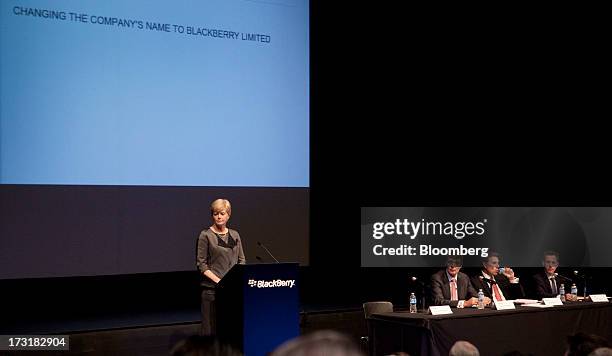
top-left (247, 279), bottom-right (296, 288)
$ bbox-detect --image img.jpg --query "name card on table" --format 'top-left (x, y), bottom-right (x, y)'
top-left (589, 294), bottom-right (609, 302)
top-left (428, 305), bottom-right (453, 315)
top-left (543, 297), bottom-right (564, 306)
top-left (493, 300), bottom-right (516, 310)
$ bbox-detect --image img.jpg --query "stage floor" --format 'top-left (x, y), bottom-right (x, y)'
top-left (1, 305), bottom-right (367, 355)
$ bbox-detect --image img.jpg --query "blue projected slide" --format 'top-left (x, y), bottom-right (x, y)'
top-left (0, 0), bottom-right (309, 187)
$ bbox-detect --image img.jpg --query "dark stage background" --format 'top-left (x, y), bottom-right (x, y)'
top-left (0, 186), bottom-right (309, 279)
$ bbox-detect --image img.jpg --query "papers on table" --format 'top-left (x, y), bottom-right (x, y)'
top-left (589, 294), bottom-right (609, 302)
top-left (523, 303), bottom-right (554, 308)
top-left (511, 299), bottom-right (550, 308)
top-left (512, 299), bottom-right (540, 305)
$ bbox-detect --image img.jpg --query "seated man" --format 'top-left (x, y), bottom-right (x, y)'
top-left (431, 256), bottom-right (491, 308)
top-left (533, 250), bottom-right (572, 300)
top-left (471, 252), bottom-right (524, 302)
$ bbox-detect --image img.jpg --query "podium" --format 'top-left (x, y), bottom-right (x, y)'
top-left (216, 263), bottom-right (299, 355)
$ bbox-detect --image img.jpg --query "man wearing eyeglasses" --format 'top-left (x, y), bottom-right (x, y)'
top-left (431, 256), bottom-right (491, 308)
top-left (533, 250), bottom-right (572, 300)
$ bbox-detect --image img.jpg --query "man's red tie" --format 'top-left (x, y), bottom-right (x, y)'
top-left (493, 282), bottom-right (503, 301)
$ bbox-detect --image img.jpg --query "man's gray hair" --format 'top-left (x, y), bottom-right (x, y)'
top-left (589, 347), bottom-right (612, 356)
top-left (449, 340), bottom-right (479, 356)
top-left (271, 330), bottom-right (364, 356)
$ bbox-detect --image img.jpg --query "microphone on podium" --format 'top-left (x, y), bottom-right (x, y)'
top-left (257, 241), bottom-right (279, 263)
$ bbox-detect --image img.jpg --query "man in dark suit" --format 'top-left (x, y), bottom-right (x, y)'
top-left (532, 250), bottom-right (572, 300)
top-left (431, 256), bottom-right (491, 308)
top-left (471, 252), bottom-right (524, 302)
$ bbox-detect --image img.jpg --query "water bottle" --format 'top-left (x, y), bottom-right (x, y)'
top-left (571, 283), bottom-right (578, 301)
top-left (477, 289), bottom-right (485, 309)
top-left (410, 293), bottom-right (417, 313)
top-left (559, 283), bottom-right (565, 302)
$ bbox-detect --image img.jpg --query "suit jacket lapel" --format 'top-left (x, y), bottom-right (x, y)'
top-left (443, 274), bottom-right (451, 300)
top-left (544, 273), bottom-right (560, 294)
top-left (544, 273), bottom-right (553, 294)
top-left (482, 274), bottom-right (493, 295)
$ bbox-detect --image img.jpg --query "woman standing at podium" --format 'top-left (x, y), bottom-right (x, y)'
top-left (196, 198), bottom-right (246, 335)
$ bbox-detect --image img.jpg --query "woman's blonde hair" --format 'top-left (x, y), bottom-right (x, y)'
top-left (210, 199), bottom-right (231, 216)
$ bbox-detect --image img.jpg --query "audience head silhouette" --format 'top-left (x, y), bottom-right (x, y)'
top-left (449, 340), bottom-right (480, 356)
top-left (588, 348), bottom-right (612, 356)
top-left (270, 330), bottom-right (364, 356)
top-left (565, 332), bottom-right (610, 356)
top-left (170, 335), bottom-right (242, 356)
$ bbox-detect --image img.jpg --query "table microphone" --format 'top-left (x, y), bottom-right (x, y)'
top-left (479, 276), bottom-right (497, 284)
top-left (410, 277), bottom-right (427, 311)
top-left (573, 270), bottom-right (589, 297)
top-left (410, 276), bottom-right (425, 286)
top-left (257, 241), bottom-right (279, 263)
top-left (554, 273), bottom-right (573, 283)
